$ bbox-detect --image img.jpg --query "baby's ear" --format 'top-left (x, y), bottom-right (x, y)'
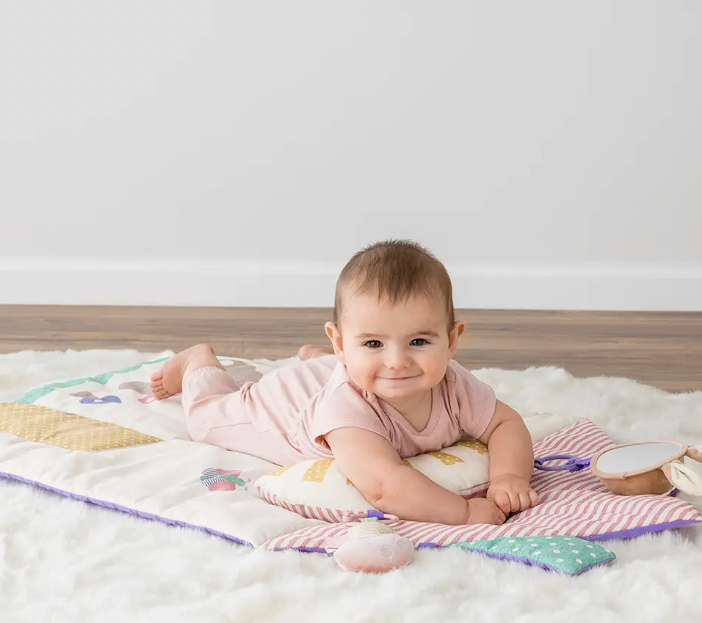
top-left (325, 322), bottom-right (346, 362)
top-left (448, 321), bottom-right (466, 355)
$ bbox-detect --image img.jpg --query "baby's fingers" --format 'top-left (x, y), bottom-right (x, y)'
top-left (484, 499), bottom-right (507, 525)
top-left (528, 488), bottom-right (539, 508)
top-left (492, 506), bottom-right (507, 525)
top-left (507, 492), bottom-right (521, 513)
top-left (491, 491), bottom-right (512, 515)
top-left (518, 491), bottom-right (533, 511)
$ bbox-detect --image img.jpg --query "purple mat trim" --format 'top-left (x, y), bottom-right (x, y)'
top-left (460, 550), bottom-right (613, 575)
top-left (413, 517), bottom-right (701, 552)
top-left (275, 547), bottom-right (331, 555)
top-left (284, 544), bottom-right (613, 575)
top-left (0, 470), bottom-right (253, 548)
top-left (577, 519), bottom-right (700, 541)
top-left (3, 469), bottom-right (699, 557)
top-left (276, 545), bottom-right (610, 574)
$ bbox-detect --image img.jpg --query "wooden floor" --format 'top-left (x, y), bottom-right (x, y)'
top-left (0, 306), bottom-right (700, 393)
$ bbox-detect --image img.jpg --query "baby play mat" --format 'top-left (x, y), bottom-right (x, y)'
top-left (0, 355), bottom-right (700, 558)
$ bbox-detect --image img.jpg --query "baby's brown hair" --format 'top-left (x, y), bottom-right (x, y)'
top-left (333, 239), bottom-right (456, 330)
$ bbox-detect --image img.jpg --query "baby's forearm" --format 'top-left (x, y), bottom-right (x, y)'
top-left (487, 417), bottom-right (534, 483)
top-left (371, 465), bottom-right (469, 525)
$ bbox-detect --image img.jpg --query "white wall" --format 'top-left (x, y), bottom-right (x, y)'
top-left (1, 1), bottom-right (700, 310)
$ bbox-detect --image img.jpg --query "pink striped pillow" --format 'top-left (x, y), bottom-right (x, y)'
top-left (263, 419), bottom-right (702, 552)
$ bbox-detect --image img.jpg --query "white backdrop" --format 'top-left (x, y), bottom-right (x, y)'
top-left (1, 2), bottom-right (700, 309)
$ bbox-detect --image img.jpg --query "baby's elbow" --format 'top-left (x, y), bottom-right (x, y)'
top-left (357, 480), bottom-right (385, 508)
top-left (358, 470), bottom-right (400, 510)
top-left (369, 491), bottom-right (391, 511)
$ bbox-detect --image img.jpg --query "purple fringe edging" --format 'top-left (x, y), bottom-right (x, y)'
top-left (412, 518), bottom-right (701, 553)
top-left (576, 519), bottom-right (700, 541)
top-left (281, 516), bottom-right (702, 555)
top-left (276, 546), bottom-right (331, 555)
top-left (0, 470), bottom-right (253, 548)
top-left (452, 549), bottom-right (614, 576)
top-left (2, 469), bottom-right (699, 558)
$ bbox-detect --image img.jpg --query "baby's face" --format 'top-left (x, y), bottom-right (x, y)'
top-left (326, 292), bottom-right (462, 404)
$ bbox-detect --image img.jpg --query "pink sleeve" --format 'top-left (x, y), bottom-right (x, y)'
top-left (451, 363), bottom-right (497, 440)
top-left (311, 382), bottom-right (392, 450)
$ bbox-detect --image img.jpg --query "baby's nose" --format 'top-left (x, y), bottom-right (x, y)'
top-left (385, 349), bottom-right (411, 369)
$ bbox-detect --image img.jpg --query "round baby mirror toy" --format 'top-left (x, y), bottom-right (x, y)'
top-left (535, 442), bottom-right (702, 496)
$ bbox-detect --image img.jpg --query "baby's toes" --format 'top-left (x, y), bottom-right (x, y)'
top-left (150, 377), bottom-right (168, 397)
top-left (150, 370), bottom-right (164, 383)
top-left (152, 388), bottom-right (169, 401)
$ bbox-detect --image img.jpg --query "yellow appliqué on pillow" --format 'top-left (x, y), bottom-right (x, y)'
top-left (427, 450), bottom-right (464, 465)
top-left (302, 459), bottom-right (334, 482)
top-left (453, 440), bottom-right (488, 455)
top-left (0, 402), bottom-right (161, 451)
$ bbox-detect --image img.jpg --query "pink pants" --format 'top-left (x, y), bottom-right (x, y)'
top-left (181, 366), bottom-right (304, 466)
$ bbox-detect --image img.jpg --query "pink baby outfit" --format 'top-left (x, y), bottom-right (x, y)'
top-left (182, 355), bottom-right (496, 466)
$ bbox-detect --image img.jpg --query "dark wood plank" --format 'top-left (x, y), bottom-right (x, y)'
top-left (0, 305), bottom-right (700, 393)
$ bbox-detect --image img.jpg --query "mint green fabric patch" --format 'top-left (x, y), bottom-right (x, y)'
top-left (454, 535), bottom-right (615, 575)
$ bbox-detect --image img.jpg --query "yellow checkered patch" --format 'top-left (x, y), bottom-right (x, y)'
top-left (0, 402), bottom-right (162, 451)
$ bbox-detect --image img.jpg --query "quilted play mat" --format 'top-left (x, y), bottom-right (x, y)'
top-left (1, 355), bottom-right (700, 562)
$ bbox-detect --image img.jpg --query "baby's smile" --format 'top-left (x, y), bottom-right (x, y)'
top-left (324, 290), bottom-right (459, 414)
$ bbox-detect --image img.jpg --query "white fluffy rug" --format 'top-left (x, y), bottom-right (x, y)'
top-left (1, 350), bottom-right (701, 623)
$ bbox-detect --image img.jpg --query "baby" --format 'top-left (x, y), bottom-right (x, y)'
top-left (150, 240), bottom-right (538, 526)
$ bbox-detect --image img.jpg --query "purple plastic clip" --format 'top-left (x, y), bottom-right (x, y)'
top-left (533, 454), bottom-right (591, 472)
top-left (340, 510), bottom-right (400, 523)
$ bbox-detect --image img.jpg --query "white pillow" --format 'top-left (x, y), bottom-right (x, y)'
top-left (255, 440), bottom-right (489, 522)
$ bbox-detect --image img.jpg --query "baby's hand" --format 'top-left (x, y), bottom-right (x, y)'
top-left (487, 474), bottom-right (539, 515)
top-left (465, 498), bottom-right (507, 525)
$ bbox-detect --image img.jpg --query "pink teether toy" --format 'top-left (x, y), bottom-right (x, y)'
top-left (332, 516), bottom-right (413, 573)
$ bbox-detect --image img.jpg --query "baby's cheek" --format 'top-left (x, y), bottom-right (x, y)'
top-left (423, 359), bottom-right (448, 383)
top-left (346, 358), bottom-right (376, 388)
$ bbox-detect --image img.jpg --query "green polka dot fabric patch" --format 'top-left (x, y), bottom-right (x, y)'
top-left (454, 535), bottom-right (616, 575)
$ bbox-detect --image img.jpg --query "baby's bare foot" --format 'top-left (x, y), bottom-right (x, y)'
top-left (298, 344), bottom-right (335, 361)
top-left (150, 345), bottom-right (214, 400)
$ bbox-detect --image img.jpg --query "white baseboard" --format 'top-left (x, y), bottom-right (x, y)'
top-left (1, 258), bottom-right (701, 311)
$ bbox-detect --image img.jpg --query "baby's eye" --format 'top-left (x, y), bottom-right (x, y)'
top-left (363, 340), bottom-right (382, 349)
top-left (410, 338), bottom-right (429, 347)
